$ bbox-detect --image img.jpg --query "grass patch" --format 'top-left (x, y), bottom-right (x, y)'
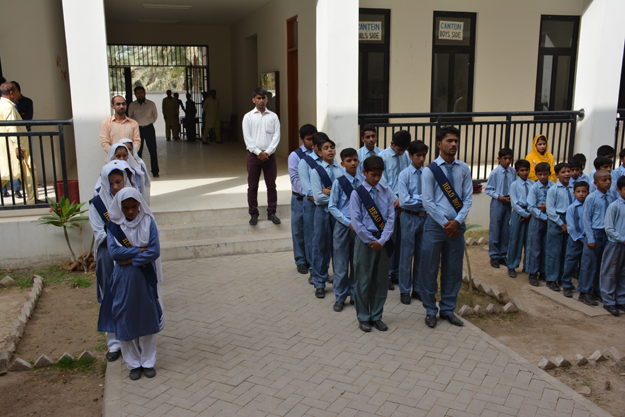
top-left (94, 343), bottom-right (107, 352)
top-left (0, 265), bottom-right (95, 289)
top-left (100, 359), bottom-right (107, 375)
top-left (53, 356), bottom-right (97, 373)
top-left (71, 277), bottom-right (91, 288)
top-left (465, 228), bottom-right (489, 241)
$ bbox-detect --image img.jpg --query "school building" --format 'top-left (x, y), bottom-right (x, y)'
top-left (0, 0), bottom-right (624, 266)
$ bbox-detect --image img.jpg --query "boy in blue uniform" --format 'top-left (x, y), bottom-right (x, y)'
top-left (589, 156), bottom-right (613, 194)
top-left (328, 148), bottom-right (361, 312)
top-left (507, 159), bottom-right (534, 278)
top-left (310, 133), bottom-right (344, 298)
top-left (578, 170), bottom-right (615, 305)
top-left (379, 130), bottom-right (411, 290)
top-left (526, 162), bottom-right (554, 287)
top-left (600, 176), bottom-right (625, 315)
top-left (544, 162), bottom-right (574, 291)
top-left (485, 148), bottom-right (514, 269)
top-left (397, 140), bottom-right (428, 304)
top-left (561, 181), bottom-right (589, 298)
top-left (350, 156), bottom-right (395, 332)
top-left (612, 149), bottom-right (625, 182)
top-left (287, 124), bottom-right (317, 275)
top-left (357, 125), bottom-right (382, 175)
top-left (569, 159), bottom-right (584, 186)
top-left (572, 153), bottom-right (591, 184)
top-left (420, 126), bottom-right (472, 328)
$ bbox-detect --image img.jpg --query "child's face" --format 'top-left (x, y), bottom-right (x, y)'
top-left (109, 172), bottom-right (125, 196)
top-left (536, 139), bottom-right (547, 154)
top-left (409, 150), bottom-right (427, 169)
top-left (517, 167), bottom-right (530, 181)
top-left (557, 167), bottom-right (571, 185)
top-left (618, 186), bottom-right (625, 200)
top-left (571, 167), bottom-right (581, 179)
top-left (341, 154), bottom-right (359, 175)
top-left (390, 141), bottom-right (407, 156)
top-left (114, 147), bottom-right (128, 162)
top-left (574, 187), bottom-right (589, 203)
top-left (301, 134), bottom-right (314, 150)
top-left (319, 142), bottom-right (335, 162)
top-left (594, 173), bottom-right (612, 193)
top-left (600, 164), bottom-right (612, 173)
top-left (606, 153), bottom-right (615, 160)
top-left (123, 143), bottom-right (133, 154)
top-left (363, 169), bottom-right (383, 187)
top-left (499, 155), bottom-right (512, 169)
top-left (361, 130), bottom-right (378, 150)
top-left (536, 170), bottom-right (550, 185)
top-left (121, 198), bottom-right (141, 221)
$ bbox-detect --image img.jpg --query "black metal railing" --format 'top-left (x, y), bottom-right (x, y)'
top-left (0, 119), bottom-right (73, 210)
top-left (359, 110), bottom-right (584, 181)
top-left (615, 109), bottom-right (625, 169)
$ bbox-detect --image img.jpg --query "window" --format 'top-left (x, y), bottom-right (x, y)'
top-left (359, 9), bottom-right (390, 118)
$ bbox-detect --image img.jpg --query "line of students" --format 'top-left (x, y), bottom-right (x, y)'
top-left (89, 139), bottom-right (164, 381)
top-left (288, 124), bottom-right (472, 331)
top-left (487, 137), bottom-right (625, 316)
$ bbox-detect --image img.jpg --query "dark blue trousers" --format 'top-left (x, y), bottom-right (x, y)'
top-left (290, 195), bottom-right (307, 267)
top-left (399, 212), bottom-right (426, 294)
top-left (312, 206), bottom-right (334, 288)
top-left (562, 236), bottom-right (583, 289)
top-left (600, 242), bottom-right (625, 306)
top-left (302, 197), bottom-right (316, 272)
top-left (545, 215), bottom-right (567, 283)
top-left (388, 209), bottom-right (402, 279)
top-left (526, 217), bottom-right (547, 275)
top-left (578, 229), bottom-right (608, 294)
top-left (332, 223), bottom-right (355, 302)
top-left (488, 199), bottom-right (511, 260)
top-left (507, 211), bottom-right (529, 270)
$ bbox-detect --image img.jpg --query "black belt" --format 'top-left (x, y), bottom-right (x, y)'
top-left (403, 209), bottom-right (426, 217)
top-left (139, 123), bottom-right (153, 128)
top-left (292, 192), bottom-right (304, 201)
top-left (370, 231), bottom-right (382, 239)
top-left (556, 212), bottom-right (566, 215)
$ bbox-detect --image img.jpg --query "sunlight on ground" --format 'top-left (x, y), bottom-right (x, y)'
top-left (150, 177), bottom-right (238, 196)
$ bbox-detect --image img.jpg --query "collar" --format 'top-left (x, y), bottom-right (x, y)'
top-left (300, 145), bottom-right (312, 154)
top-left (435, 156), bottom-right (459, 166)
top-left (594, 189), bottom-right (608, 197)
top-left (362, 181), bottom-right (379, 193)
top-left (619, 196), bottom-right (625, 204)
top-left (537, 181), bottom-right (549, 188)
top-left (556, 181), bottom-right (572, 188)
top-left (311, 152), bottom-right (320, 160)
top-left (409, 165), bottom-right (422, 174)
top-left (321, 159), bottom-right (338, 169)
top-left (573, 200), bottom-right (583, 207)
top-left (110, 115), bottom-right (130, 123)
top-left (251, 107), bottom-right (273, 116)
top-left (519, 178), bottom-right (531, 184)
top-left (344, 172), bottom-right (357, 183)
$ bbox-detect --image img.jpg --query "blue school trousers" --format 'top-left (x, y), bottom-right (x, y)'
top-left (290, 194), bottom-right (306, 267)
top-left (600, 242), bottom-right (625, 306)
top-left (561, 237), bottom-right (584, 289)
top-left (353, 236), bottom-right (390, 322)
top-left (488, 200), bottom-right (511, 260)
top-left (577, 229), bottom-right (608, 294)
top-left (399, 211), bottom-right (426, 295)
top-left (507, 211), bottom-right (528, 270)
top-left (545, 215), bottom-right (567, 283)
top-left (388, 209), bottom-right (402, 279)
top-left (302, 197), bottom-right (316, 272)
top-left (312, 205), bottom-right (334, 288)
top-left (526, 217), bottom-right (547, 275)
top-left (420, 217), bottom-right (466, 317)
top-left (332, 223), bottom-right (355, 303)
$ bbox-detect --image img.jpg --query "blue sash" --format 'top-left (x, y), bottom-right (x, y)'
top-left (313, 165), bottom-right (333, 189)
top-left (300, 152), bottom-right (318, 171)
top-left (89, 195), bottom-right (110, 224)
top-left (427, 162), bottom-right (463, 214)
top-left (355, 185), bottom-right (395, 257)
top-left (294, 148), bottom-right (307, 160)
top-left (337, 176), bottom-right (354, 198)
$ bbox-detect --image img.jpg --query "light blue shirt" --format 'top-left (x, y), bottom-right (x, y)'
top-left (349, 181), bottom-right (395, 245)
top-left (612, 165), bottom-right (624, 183)
top-left (527, 180), bottom-right (554, 222)
top-left (287, 145), bottom-right (312, 195)
top-left (379, 146), bottom-right (411, 200)
top-left (328, 172), bottom-right (361, 227)
top-left (546, 181), bottom-right (574, 226)
top-left (398, 165), bottom-right (424, 211)
top-left (422, 156), bottom-right (473, 228)
top-left (310, 160), bottom-right (344, 209)
top-left (605, 196), bottom-right (625, 243)
top-left (485, 165), bottom-right (515, 200)
top-left (571, 172), bottom-right (590, 186)
top-left (566, 200), bottom-right (585, 242)
top-left (357, 145), bottom-right (382, 175)
top-left (297, 152), bottom-right (321, 197)
top-left (510, 178), bottom-right (534, 218)
top-left (583, 189), bottom-right (616, 243)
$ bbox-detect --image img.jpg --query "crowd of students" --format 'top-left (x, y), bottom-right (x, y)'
top-left (486, 136), bottom-right (625, 316)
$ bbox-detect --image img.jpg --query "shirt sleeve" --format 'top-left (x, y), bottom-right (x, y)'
top-left (378, 188), bottom-right (395, 246)
top-left (149, 101), bottom-right (158, 124)
top-left (298, 158), bottom-right (313, 197)
top-left (510, 183), bottom-right (530, 218)
top-left (328, 180), bottom-right (350, 227)
top-left (422, 167), bottom-right (447, 228)
top-left (88, 203), bottom-right (107, 246)
top-left (604, 204), bottom-right (624, 243)
top-left (287, 153), bottom-right (301, 192)
top-left (131, 219), bottom-right (161, 266)
top-left (350, 190), bottom-right (376, 244)
top-left (546, 187), bottom-right (563, 226)
top-left (100, 120), bottom-right (111, 153)
top-left (566, 204), bottom-right (578, 238)
top-left (398, 169), bottom-right (421, 208)
top-left (583, 195), bottom-right (596, 244)
top-left (265, 115), bottom-right (281, 155)
top-left (242, 113), bottom-right (260, 155)
top-left (454, 165), bottom-right (473, 225)
top-left (132, 123), bottom-right (141, 150)
top-left (485, 170), bottom-right (499, 199)
top-left (311, 169), bottom-right (329, 206)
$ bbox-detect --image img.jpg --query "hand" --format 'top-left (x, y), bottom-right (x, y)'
top-left (15, 148), bottom-right (24, 159)
top-left (322, 188), bottom-right (331, 196)
top-left (587, 242), bottom-right (596, 250)
top-left (140, 247), bottom-right (147, 252)
top-left (499, 196), bottom-right (511, 205)
top-left (369, 241), bottom-right (383, 251)
top-left (520, 217), bottom-right (527, 223)
top-left (349, 223), bottom-right (355, 232)
top-left (118, 259), bottom-right (132, 265)
top-left (538, 203), bottom-right (546, 212)
top-left (561, 224), bottom-right (567, 233)
top-left (308, 195), bottom-right (315, 203)
top-left (394, 200), bottom-right (400, 209)
top-left (257, 151), bottom-right (269, 162)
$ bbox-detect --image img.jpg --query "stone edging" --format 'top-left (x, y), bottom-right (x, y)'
top-left (103, 357), bottom-right (122, 417)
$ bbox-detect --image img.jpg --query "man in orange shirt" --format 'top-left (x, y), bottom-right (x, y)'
top-left (100, 95), bottom-right (141, 155)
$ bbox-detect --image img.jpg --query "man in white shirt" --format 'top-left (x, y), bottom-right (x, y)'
top-left (243, 87), bottom-right (281, 225)
top-left (128, 86), bottom-right (159, 177)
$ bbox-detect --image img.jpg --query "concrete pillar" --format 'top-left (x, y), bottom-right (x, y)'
top-left (316, 0), bottom-right (359, 151)
top-left (61, 0), bottom-right (111, 204)
top-left (573, 0), bottom-right (625, 166)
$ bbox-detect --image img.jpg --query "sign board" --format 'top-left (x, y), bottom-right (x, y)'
top-left (359, 21), bottom-right (382, 42)
top-left (438, 20), bottom-right (464, 41)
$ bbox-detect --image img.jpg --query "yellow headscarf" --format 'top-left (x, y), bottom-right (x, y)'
top-left (525, 135), bottom-right (556, 182)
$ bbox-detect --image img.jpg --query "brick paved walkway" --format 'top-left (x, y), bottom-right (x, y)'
top-left (103, 253), bottom-right (611, 417)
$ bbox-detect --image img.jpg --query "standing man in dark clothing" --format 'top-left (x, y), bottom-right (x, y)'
top-left (128, 86), bottom-right (160, 177)
top-left (184, 93), bottom-right (196, 141)
top-left (11, 82), bottom-right (33, 123)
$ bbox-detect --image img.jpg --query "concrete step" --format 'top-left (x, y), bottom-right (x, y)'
top-left (153, 205), bottom-right (291, 225)
top-left (159, 217), bottom-right (291, 242)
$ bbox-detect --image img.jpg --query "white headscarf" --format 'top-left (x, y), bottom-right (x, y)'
top-left (119, 138), bottom-right (150, 186)
top-left (96, 161), bottom-right (133, 207)
top-left (108, 188), bottom-right (163, 282)
top-left (94, 160), bottom-right (139, 195)
top-left (110, 140), bottom-right (151, 204)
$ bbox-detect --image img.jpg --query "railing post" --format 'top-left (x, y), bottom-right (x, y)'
top-left (569, 113), bottom-right (578, 162)
top-left (58, 123), bottom-right (69, 199)
top-left (504, 114), bottom-right (512, 147)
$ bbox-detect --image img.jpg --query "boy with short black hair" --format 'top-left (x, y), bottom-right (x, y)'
top-left (485, 148), bottom-right (514, 269)
top-left (350, 155), bottom-right (395, 332)
top-left (600, 176), bottom-right (625, 315)
top-left (572, 153), bottom-right (591, 184)
top-left (397, 140), bottom-right (428, 304)
top-left (357, 125), bottom-right (382, 174)
top-left (544, 162), bottom-right (574, 291)
top-left (507, 159), bottom-right (534, 278)
top-left (526, 162), bottom-right (555, 286)
top-left (569, 159), bottom-right (584, 185)
top-left (589, 156), bottom-right (614, 194)
top-left (611, 149), bottom-right (625, 196)
top-left (561, 181), bottom-right (589, 298)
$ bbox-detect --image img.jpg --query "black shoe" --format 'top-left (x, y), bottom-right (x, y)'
top-left (359, 321), bottom-right (372, 332)
top-left (578, 292), bottom-right (598, 306)
top-left (2, 191), bottom-right (9, 198)
top-left (142, 367), bottom-right (156, 378)
top-left (106, 350), bottom-right (121, 362)
top-left (400, 293), bottom-right (411, 305)
top-left (490, 258), bottom-right (500, 269)
top-left (333, 301), bottom-right (344, 312)
top-left (539, 272), bottom-right (546, 281)
top-left (371, 320), bottom-right (388, 331)
top-left (268, 214), bottom-right (281, 224)
top-left (129, 368), bottom-right (142, 380)
top-left (425, 315), bottom-right (437, 328)
top-left (592, 291), bottom-right (603, 303)
top-left (563, 287), bottom-right (573, 298)
top-left (529, 274), bottom-right (539, 287)
top-left (326, 277), bottom-right (333, 285)
top-left (350, 298), bottom-right (355, 305)
top-left (388, 278), bottom-right (395, 291)
top-left (411, 291), bottom-right (421, 301)
top-left (616, 304), bottom-right (625, 313)
top-left (153, 174), bottom-right (160, 178)
top-left (202, 141), bottom-right (210, 145)
top-left (498, 258), bottom-right (508, 267)
top-left (249, 214), bottom-right (258, 226)
top-left (14, 191), bottom-right (22, 198)
top-left (604, 305), bottom-right (619, 316)
top-left (441, 313), bottom-right (464, 327)
top-left (508, 269), bottom-right (516, 278)
top-left (297, 264), bottom-right (308, 274)
top-left (315, 288), bottom-right (325, 299)
top-left (390, 276), bottom-right (399, 285)
top-left (308, 274), bottom-right (313, 285)
top-left (546, 281), bottom-right (561, 292)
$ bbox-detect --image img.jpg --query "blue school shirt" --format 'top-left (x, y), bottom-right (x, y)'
top-left (288, 145), bottom-right (313, 195)
top-left (349, 181), bottom-right (395, 245)
top-left (297, 152), bottom-right (321, 197)
top-left (527, 180), bottom-right (554, 222)
top-left (379, 146), bottom-right (411, 200)
top-left (421, 156), bottom-right (473, 228)
top-left (582, 189), bottom-right (616, 243)
top-left (566, 200), bottom-right (585, 242)
top-left (612, 165), bottom-right (624, 183)
top-left (485, 165), bottom-right (515, 199)
top-left (509, 178), bottom-right (534, 218)
top-left (398, 165), bottom-right (424, 212)
top-left (328, 172), bottom-right (361, 227)
top-left (357, 145), bottom-right (382, 175)
top-left (311, 160), bottom-right (344, 210)
top-left (546, 181), bottom-right (574, 226)
top-left (605, 197), bottom-right (625, 243)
